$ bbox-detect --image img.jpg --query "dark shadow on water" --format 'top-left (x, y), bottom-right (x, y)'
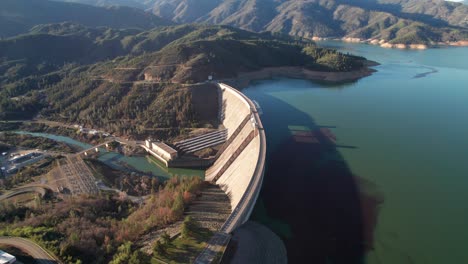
top-left (247, 77), bottom-right (360, 91)
top-left (413, 67), bottom-right (438, 79)
top-left (335, 144), bottom-right (359, 149)
top-left (249, 92), bottom-right (383, 264)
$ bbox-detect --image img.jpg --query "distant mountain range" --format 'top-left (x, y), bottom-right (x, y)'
top-left (59, 0), bottom-right (146, 9)
top-left (4, 0), bottom-right (466, 44)
top-left (0, 0), bottom-right (170, 38)
top-left (141, 0), bottom-right (468, 45)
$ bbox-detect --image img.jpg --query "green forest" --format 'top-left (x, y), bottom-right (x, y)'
top-left (0, 24), bottom-right (367, 139)
top-left (0, 176), bottom-right (203, 264)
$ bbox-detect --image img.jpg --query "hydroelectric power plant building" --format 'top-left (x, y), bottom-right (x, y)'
top-left (144, 139), bottom-right (178, 166)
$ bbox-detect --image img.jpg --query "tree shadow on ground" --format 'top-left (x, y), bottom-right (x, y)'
top-left (250, 92), bottom-right (384, 264)
top-left (156, 225), bottom-right (213, 264)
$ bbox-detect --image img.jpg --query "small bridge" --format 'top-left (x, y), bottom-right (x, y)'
top-left (77, 139), bottom-right (142, 155)
top-left (76, 140), bottom-right (114, 155)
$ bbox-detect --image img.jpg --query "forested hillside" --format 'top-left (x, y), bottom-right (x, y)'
top-left (0, 24), bottom-right (367, 139)
top-left (376, 0), bottom-right (468, 27)
top-left (0, 176), bottom-right (204, 263)
top-left (0, 0), bottom-right (170, 38)
top-left (142, 0), bottom-right (468, 44)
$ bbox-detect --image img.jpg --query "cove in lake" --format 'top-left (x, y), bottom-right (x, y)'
top-left (245, 43), bottom-right (468, 264)
top-left (14, 131), bottom-right (204, 180)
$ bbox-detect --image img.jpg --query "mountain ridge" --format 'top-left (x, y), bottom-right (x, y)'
top-left (140, 0), bottom-right (468, 46)
top-left (0, 0), bottom-right (171, 38)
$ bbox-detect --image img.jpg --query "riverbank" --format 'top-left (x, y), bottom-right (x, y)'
top-left (229, 62), bottom-right (378, 88)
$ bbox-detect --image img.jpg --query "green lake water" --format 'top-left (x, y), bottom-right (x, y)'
top-left (244, 43), bottom-right (468, 263)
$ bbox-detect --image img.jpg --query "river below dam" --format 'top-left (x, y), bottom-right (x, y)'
top-left (13, 131), bottom-right (204, 180)
top-left (244, 43), bottom-right (468, 264)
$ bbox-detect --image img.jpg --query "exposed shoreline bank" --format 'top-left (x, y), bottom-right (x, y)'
top-left (227, 62), bottom-right (378, 88)
top-left (312, 36), bottom-right (468, 50)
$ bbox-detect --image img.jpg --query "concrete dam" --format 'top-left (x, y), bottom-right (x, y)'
top-left (196, 83), bottom-right (267, 263)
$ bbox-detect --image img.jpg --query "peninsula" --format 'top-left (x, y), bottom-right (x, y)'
top-left (0, 23), bottom-right (374, 140)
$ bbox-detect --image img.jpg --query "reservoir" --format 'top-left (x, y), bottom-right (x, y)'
top-left (244, 43), bottom-right (468, 264)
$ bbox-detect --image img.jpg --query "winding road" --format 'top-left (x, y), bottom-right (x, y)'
top-left (0, 237), bottom-right (59, 264)
top-left (0, 185), bottom-right (51, 202)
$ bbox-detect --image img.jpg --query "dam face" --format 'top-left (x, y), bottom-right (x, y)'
top-left (195, 83), bottom-right (266, 263)
top-left (205, 83), bottom-right (266, 232)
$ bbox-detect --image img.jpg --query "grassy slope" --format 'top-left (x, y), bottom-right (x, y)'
top-left (153, 226), bottom-right (213, 264)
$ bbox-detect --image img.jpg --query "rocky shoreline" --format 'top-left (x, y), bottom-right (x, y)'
top-left (312, 36), bottom-right (468, 50)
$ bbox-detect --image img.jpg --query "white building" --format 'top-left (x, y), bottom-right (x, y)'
top-left (143, 139), bottom-right (178, 166)
top-left (151, 142), bottom-right (178, 161)
top-left (0, 250), bottom-right (16, 264)
top-left (145, 139), bottom-right (152, 149)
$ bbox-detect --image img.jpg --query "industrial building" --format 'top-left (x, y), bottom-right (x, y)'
top-left (5, 152), bottom-right (47, 174)
top-left (9, 152), bottom-right (39, 164)
top-left (143, 139), bottom-right (178, 166)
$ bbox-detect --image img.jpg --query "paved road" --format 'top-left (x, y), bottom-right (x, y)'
top-left (0, 185), bottom-right (51, 202)
top-left (0, 237), bottom-right (59, 264)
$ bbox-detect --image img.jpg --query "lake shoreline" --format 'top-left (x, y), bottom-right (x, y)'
top-left (315, 37), bottom-right (468, 50)
top-left (227, 61), bottom-right (378, 88)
